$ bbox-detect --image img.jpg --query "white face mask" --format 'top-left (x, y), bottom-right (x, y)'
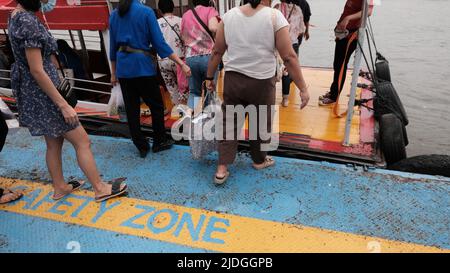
top-left (41, 0), bottom-right (56, 13)
top-left (139, 0), bottom-right (147, 4)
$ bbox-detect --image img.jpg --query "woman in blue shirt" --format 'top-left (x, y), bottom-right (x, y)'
top-left (109, 0), bottom-right (190, 158)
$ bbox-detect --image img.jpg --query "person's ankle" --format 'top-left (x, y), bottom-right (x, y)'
top-left (216, 165), bottom-right (228, 174)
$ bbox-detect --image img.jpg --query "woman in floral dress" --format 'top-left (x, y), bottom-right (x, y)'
top-left (8, 0), bottom-right (127, 202)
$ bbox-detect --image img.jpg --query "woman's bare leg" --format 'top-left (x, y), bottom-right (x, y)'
top-left (44, 136), bottom-right (73, 197)
top-left (63, 126), bottom-right (124, 197)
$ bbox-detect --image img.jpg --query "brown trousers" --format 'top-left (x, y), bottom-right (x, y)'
top-left (218, 71), bottom-right (276, 165)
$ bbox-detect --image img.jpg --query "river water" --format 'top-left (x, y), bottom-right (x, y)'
top-left (299, 0), bottom-right (450, 156)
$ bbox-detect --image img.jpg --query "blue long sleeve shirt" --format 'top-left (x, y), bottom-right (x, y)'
top-left (109, 0), bottom-right (173, 78)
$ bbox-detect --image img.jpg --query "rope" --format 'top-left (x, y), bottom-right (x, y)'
top-left (367, 17), bottom-right (379, 53)
top-left (332, 31), bottom-right (358, 118)
top-left (365, 29), bottom-right (377, 81)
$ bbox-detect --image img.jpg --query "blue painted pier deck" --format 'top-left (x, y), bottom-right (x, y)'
top-left (0, 129), bottom-right (449, 253)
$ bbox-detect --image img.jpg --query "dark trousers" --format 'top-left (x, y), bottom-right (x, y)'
top-left (282, 43), bottom-right (300, 96)
top-left (218, 71), bottom-right (276, 165)
top-left (0, 111), bottom-right (7, 152)
top-left (119, 76), bottom-right (166, 152)
top-left (329, 33), bottom-right (358, 100)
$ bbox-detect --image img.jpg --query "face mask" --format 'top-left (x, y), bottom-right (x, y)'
top-left (41, 0), bottom-right (56, 13)
top-left (139, 0), bottom-right (146, 4)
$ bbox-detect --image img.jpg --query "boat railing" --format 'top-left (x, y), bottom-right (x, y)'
top-left (0, 69), bottom-right (113, 97)
top-left (343, 0), bottom-right (370, 146)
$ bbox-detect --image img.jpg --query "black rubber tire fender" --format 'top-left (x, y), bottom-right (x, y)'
top-left (380, 113), bottom-right (407, 165)
top-left (375, 58), bottom-right (391, 82)
top-left (374, 80), bottom-right (409, 126)
top-left (388, 155), bottom-right (450, 177)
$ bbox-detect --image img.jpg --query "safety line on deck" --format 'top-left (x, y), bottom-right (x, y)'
top-left (0, 178), bottom-right (447, 253)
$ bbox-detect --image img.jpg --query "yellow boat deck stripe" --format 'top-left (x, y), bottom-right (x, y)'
top-left (1, 178), bottom-right (447, 253)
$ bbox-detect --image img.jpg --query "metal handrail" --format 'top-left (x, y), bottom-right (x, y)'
top-left (343, 0), bottom-right (370, 146)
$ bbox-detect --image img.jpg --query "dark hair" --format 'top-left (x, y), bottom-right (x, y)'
top-left (118, 0), bottom-right (133, 17)
top-left (193, 0), bottom-right (210, 7)
top-left (16, 0), bottom-right (41, 12)
top-left (158, 0), bottom-right (174, 14)
top-left (246, 0), bottom-right (261, 9)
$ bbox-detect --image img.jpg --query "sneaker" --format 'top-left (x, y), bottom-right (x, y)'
top-left (319, 92), bottom-right (332, 101)
top-left (152, 138), bottom-right (174, 153)
top-left (318, 97), bottom-right (336, 106)
top-left (281, 96), bottom-right (289, 107)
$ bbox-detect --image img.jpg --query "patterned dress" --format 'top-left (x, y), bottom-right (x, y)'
top-left (8, 11), bottom-right (78, 137)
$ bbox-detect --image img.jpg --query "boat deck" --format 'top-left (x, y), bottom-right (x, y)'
top-left (76, 67), bottom-right (378, 165)
top-left (0, 129), bottom-right (449, 253)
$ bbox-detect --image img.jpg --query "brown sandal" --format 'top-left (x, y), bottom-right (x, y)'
top-left (95, 180), bottom-right (127, 203)
top-left (253, 156), bottom-right (275, 170)
top-left (0, 188), bottom-right (23, 204)
top-left (52, 180), bottom-right (85, 201)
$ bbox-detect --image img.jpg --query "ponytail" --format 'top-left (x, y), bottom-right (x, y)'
top-left (118, 0), bottom-right (133, 17)
top-left (246, 0), bottom-right (261, 9)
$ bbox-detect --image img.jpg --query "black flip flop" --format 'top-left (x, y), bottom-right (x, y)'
top-left (95, 180), bottom-right (127, 203)
top-left (0, 188), bottom-right (24, 204)
top-left (52, 180), bottom-right (85, 201)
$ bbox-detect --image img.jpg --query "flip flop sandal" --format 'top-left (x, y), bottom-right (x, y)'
top-left (214, 171), bottom-right (230, 185)
top-left (253, 156), bottom-right (275, 170)
top-left (95, 180), bottom-right (128, 203)
top-left (0, 188), bottom-right (23, 204)
top-left (52, 180), bottom-right (86, 201)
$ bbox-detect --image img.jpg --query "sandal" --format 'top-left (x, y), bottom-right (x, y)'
top-left (52, 180), bottom-right (85, 201)
top-left (253, 156), bottom-right (275, 170)
top-left (95, 180), bottom-right (127, 203)
top-left (0, 188), bottom-right (23, 204)
top-left (214, 171), bottom-right (230, 185)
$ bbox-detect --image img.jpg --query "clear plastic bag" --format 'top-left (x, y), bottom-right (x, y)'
top-left (189, 86), bottom-right (222, 160)
top-left (107, 85), bottom-right (125, 117)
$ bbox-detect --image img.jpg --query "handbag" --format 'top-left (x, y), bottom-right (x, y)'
top-left (189, 82), bottom-right (221, 159)
top-left (40, 11), bottom-right (77, 107)
top-left (54, 53), bottom-right (77, 108)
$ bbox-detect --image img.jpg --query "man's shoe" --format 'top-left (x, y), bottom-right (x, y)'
top-left (152, 139), bottom-right (174, 153)
top-left (318, 97), bottom-right (336, 106)
top-left (139, 149), bottom-right (150, 158)
top-left (319, 92), bottom-right (332, 101)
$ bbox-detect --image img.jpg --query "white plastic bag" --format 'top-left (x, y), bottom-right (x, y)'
top-left (107, 85), bottom-right (125, 117)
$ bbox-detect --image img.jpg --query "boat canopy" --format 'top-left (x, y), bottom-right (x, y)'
top-left (0, 0), bottom-right (110, 30)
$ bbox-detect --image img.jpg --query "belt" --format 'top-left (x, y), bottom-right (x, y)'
top-left (118, 46), bottom-right (152, 57)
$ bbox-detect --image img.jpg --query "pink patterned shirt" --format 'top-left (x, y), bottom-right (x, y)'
top-left (181, 6), bottom-right (219, 58)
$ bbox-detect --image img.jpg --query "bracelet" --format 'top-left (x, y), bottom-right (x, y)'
top-left (205, 76), bottom-right (214, 81)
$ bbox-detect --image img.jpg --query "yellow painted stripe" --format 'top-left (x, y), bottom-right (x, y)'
top-left (1, 178), bottom-right (448, 253)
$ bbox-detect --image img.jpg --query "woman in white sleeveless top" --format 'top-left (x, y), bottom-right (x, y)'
top-left (205, 0), bottom-right (310, 185)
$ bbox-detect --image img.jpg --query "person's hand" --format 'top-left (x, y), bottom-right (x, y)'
top-left (205, 79), bottom-right (215, 92)
top-left (182, 63), bottom-right (192, 77)
top-left (111, 73), bottom-right (118, 86)
top-left (299, 87), bottom-right (310, 110)
top-left (336, 17), bottom-right (349, 31)
top-left (305, 31), bottom-right (310, 41)
top-left (60, 104), bottom-right (79, 126)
